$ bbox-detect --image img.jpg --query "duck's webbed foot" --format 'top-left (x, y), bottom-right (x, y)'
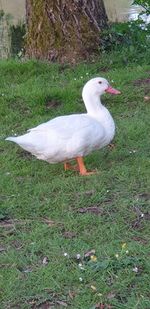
top-left (76, 157), bottom-right (97, 176)
top-left (64, 157), bottom-right (97, 176)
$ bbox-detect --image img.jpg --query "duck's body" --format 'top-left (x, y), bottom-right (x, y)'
top-left (6, 77), bottom-right (120, 175)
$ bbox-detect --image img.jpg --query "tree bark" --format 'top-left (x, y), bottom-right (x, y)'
top-left (25, 0), bottom-right (108, 63)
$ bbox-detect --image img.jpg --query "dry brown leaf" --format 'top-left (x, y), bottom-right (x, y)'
top-left (45, 99), bottom-right (61, 109)
top-left (108, 143), bottom-right (116, 150)
top-left (56, 300), bottom-right (68, 307)
top-left (133, 78), bottom-right (150, 86)
top-left (63, 231), bottom-right (77, 239)
top-left (131, 236), bottom-right (148, 244)
top-left (0, 247), bottom-right (6, 252)
top-left (76, 190), bottom-right (96, 197)
top-left (22, 268), bottom-right (32, 273)
top-left (95, 304), bottom-right (112, 309)
top-left (107, 291), bottom-right (116, 299)
top-left (138, 193), bottom-right (150, 201)
top-left (77, 206), bottom-right (103, 215)
top-left (84, 249), bottom-right (95, 258)
top-left (144, 96), bottom-right (150, 101)
top-left (68, 290), bottom-right (76, 300)
top-left (0, 219), bottom-right (27, 228)
top-left (41, 218), bottom-right (63, 227)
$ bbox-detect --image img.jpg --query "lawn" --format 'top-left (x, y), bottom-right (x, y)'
top-left (0, 57), bottom-right (150, 309)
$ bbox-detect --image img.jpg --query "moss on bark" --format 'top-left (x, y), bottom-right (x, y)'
top-left (26, 0), bottom-right (108, 63)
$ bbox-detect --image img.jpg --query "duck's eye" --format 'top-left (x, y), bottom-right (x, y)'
top-left (98, 81), bottom-right (102, 84)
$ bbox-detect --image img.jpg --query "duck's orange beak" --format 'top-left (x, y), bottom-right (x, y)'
top-left (105, 86), bottom-right (121, 95)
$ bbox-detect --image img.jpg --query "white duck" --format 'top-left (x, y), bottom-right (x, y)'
top-left (6, 77), bottom-right (121, 175)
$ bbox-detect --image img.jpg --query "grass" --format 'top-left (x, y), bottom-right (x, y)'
top-left (0, 55), bottom-right (150, 309)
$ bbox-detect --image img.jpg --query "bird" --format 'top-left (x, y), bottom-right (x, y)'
top-left (5, 77), bottom-right (121, 176)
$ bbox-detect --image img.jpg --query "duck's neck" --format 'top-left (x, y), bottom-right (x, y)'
top-left (82, 92), bottom-right (115, 135)
top-left (82, 90), bottom-right (115, 143)
top-left (82, 91), bottom-right (104, 119)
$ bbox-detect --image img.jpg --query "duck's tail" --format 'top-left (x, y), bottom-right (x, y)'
top-left (5, 136), bottom-right (18, 143)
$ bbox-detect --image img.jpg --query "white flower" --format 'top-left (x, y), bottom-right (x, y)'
top-left (78, 263), bottom-right (85, 270)
top-left (129, 149), bottom-right (137, 154)
top-left (79, 277), bottom-right (83, 282)
top-left (64, 252), bottom-right (69, 257)
top-left (132, 266), bottom-right (138, 273)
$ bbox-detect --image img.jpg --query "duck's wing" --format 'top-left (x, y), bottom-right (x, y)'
top-left (10, 114), bottom-right (105, 162)
top-left (28, 114), bottom-right (103, 138)
top-left (27, 114), bottom-right (87, 133)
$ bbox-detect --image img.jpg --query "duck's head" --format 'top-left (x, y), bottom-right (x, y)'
top-left (83, 77), bottom-right (121, 97)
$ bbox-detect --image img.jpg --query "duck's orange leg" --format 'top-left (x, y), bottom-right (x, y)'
top-left (76, 157), bottom-right (97, 176)
top-left (64, 161), bottom-right (79, 171)
top-left (64, 162), bottom-right (72, 171)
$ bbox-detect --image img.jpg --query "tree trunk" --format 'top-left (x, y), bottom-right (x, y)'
top-left (25, 0), bottom-right (108, 63)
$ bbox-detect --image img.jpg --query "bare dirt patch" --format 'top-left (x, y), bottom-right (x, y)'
top-left (45, 99), bottom-right (62, 110)
top-left (133, 78), bottom-right (150, 86)
top-left (133, 78), bottom-right (150, 96)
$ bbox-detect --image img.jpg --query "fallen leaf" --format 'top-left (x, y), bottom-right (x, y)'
top-left (17, 149), bottom-right (33, 160)
top-left (42, 218), bottom-right (62, 227)
top-left (107, 291), bottom-right (116, 299)
top-left (76, 190), bottom-right (96, 197)
top-left (138, 193), bottom-right (150, 201)
top-left (0, 219), bottom-right (26, 228)
top-left (133, 78), bottom-right (150, 86)
top-left (11, 240), bottom-right (23, 250)
top-left (56, 300), bottom-right (68, 307)
top-left (131, 218), bottom-right (142, 229)
top-left (108, 143), bottom-right (116, 150)
top-left (133, 206), bottom-right (144, 217)
top-left (68, 290), bottom-right (76, 300)
top-left (84, 190), bottom-right (96, 196)
top-left (131, 236), bottom-right (148, 244)
top-left (94, 304), bottom-right (112, 309)
top-left (144, 96), bottom-right (150, 101)
top-left (21, 268), bottom-right (32, 273)
top-left (95, 304), bottom-right (105, 309)
top-left (91, 285), bottom-right (97, 291)
top-left (84, 249), bottom-right (96, 259)
top-left (77, 206), bottom-right (103, 215)
top-left (144, 212), bottom-right (150, 220)
top-left (45, 99), bottom-right (61, 109)
top-left (0, 247), bottom-right (6, 252)
top-left (63, 231), bottom-right (77, 239)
